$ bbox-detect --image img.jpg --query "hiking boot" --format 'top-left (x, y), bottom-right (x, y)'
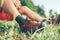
top-left (19, 19), bottom-right (46, 34)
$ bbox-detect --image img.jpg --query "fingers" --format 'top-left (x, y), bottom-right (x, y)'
top-left (12, 0), bottom-right (21, 9)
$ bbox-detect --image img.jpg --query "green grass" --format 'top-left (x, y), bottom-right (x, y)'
top-left (0, 20), bottom-right (60, 40)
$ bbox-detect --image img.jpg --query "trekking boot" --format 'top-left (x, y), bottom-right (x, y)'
top-left (19, 19), bottom-right (47, 34)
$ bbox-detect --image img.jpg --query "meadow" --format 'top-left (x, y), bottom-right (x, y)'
top-left (0, 20), bottom-right (60, 40)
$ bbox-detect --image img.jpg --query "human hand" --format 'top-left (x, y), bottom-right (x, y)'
top-left (12, 0), bottom-right (21, 9)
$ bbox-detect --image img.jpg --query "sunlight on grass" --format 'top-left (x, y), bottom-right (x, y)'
top-left (0, 21), bottom-right (60, 40)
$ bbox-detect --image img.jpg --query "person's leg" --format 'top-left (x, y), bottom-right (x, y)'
top-left (2, 0), bottom-right (46, 34)
top-left (3, 0), bottom-right (19, 18)
top-left (12, 0), bottom-right (43, 22)
top-left (19, 6), bottom-right (44, 22)
top-left (8, 0), bottom-right (46, 33)
top-left (3, 0), bottom-right (25, 25)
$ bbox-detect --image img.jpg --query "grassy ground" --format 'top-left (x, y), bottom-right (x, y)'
top-left (0, 20), bottom-right (60, 40)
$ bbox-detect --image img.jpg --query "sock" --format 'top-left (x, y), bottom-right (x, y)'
top-left (15, 15), bottom-right (25, 25)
